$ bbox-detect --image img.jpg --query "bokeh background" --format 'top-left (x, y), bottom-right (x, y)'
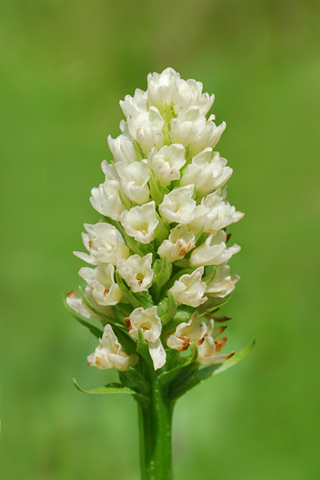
top-left (1, 0), bottom-right (320, 479)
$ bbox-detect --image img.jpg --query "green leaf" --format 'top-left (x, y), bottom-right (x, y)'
top-left (115, 272), bottom-right (154, 310)
top-left (150, 257), bottom-right (172, 303)
top-left (149, 169), bottom-right (169, 205)
top-left (133, 291), bottom-right (154, 309)
top-left (115, 271), bottom-right (143, 309)
top-left (194, 227), bottom-right (205, 246)
top-left (170, 338), bottom-right (256, 400)
top-left (203, 266), bottom-right (216, 286)
top-left (113, 327), bottom-right (137, 356)
top-left (154, 215), bottom-right (170, 245)
top-left (63, 297), bottom-right (103, 339)
top-left (157, 292), bottom-right (177, 325)
top-left (136, 327), bottom-right (152, 366)
top-left (119, 190), bottom-right (133, 210)
top-left (112, 303), bottom-right (133, 324)
top-left (119, 368), bottom-right (150, 396)
top-left (123, 230), bottom-right (154, 257)
top-left (158, 344), bottom-right (198, 386)
top-left (132, 139), bottom-right (144, 161)
top-left (73, 379), bottom-right (149, 405)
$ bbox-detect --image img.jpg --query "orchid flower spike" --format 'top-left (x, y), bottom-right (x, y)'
top-left (67, 66), bottom-right (249, 384)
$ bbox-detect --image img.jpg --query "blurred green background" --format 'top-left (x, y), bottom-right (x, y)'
top-left (1, 0), bottom-right (319, 478)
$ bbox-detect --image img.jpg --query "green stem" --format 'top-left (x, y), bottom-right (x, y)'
top-left (138, 373), bottom-right (174, 480)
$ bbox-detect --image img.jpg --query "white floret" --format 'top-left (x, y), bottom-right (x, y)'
top-left (157, 224), bottom-right (195, 262)
top-left (87, 324), bottom-right (131, 371)
top-left (180, 148), bottom-right (232, 196)
top-left (159, 185), bottom-right (196, 224)
top-left (190, 230), bottom-right (240, 267)
top-left (127, 107), bottom-right (165, 153)
top-left (120, 201), bottom-right (159, 244)
top-left (79, 264), bottom-right (122, 306)
top-left (127, 306), bottom-right (166, 370)
top-left (147, 67), bottom-right (180, 111)
top-left (116, 160), bottom-right (150, 204)
top-left (149, 144), bottom-right (186, 186)
top-left (117, 253), bottom-right (154, 292)
top-left (120, 88), bottom-right (148, 119)
top-left (169, 267), bottom-right (207, 307)
top-left (74, 222), bottom-right (130, 265)
top-left (206, 264), bottom-right (240, 298)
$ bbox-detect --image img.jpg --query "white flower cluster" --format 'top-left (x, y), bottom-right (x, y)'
top-left (67, 68), bottom-right (243, 372)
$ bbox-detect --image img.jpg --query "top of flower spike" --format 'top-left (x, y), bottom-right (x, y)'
top-left (120, 67), bottom-right (215, 119)
top-left (68, 67), bottom-right (244, 373)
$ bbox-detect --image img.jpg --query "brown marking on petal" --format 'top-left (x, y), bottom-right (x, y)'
top-left (114, 346), bottom-right (119, 355)
top-left (140, 322), bottom-right (148, 332)
top-left (226, 233), bottom-right (232, 243)
top-left (226, 351), bottom-right (235, 359)
top-left (89, 240), bottom-right (93, 248)
top-left (179, 244), bottom-right (191, 256)
top-left (125, 318), bottom-right (133, 330)
top-left (135, 274), bottom-right (143, 285)
top-left (177, 336), bottom-right (190, 351)
top-left (213, 316), bottom-right (231, 323)
top-left (95, 356), bottom-right (102, 366)
top-left (214, 336), bottom-right (227, 353)
top-left (104, 289), bottom-right (110, 296)
top-left (66, 290), bottom-right (74, 297)
top-left (198, 332), bottom-right (208, 345)
top-left (137, 228), bottom-right (147, 236)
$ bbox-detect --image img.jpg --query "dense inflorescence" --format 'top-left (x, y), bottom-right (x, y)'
top-left (66, 68), bottom-right (244, 372)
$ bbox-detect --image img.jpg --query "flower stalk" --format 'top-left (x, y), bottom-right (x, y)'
top-left (139, 372), bottom-right (174, 480)
top-left (65, 67), bottom-right (254, 479)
